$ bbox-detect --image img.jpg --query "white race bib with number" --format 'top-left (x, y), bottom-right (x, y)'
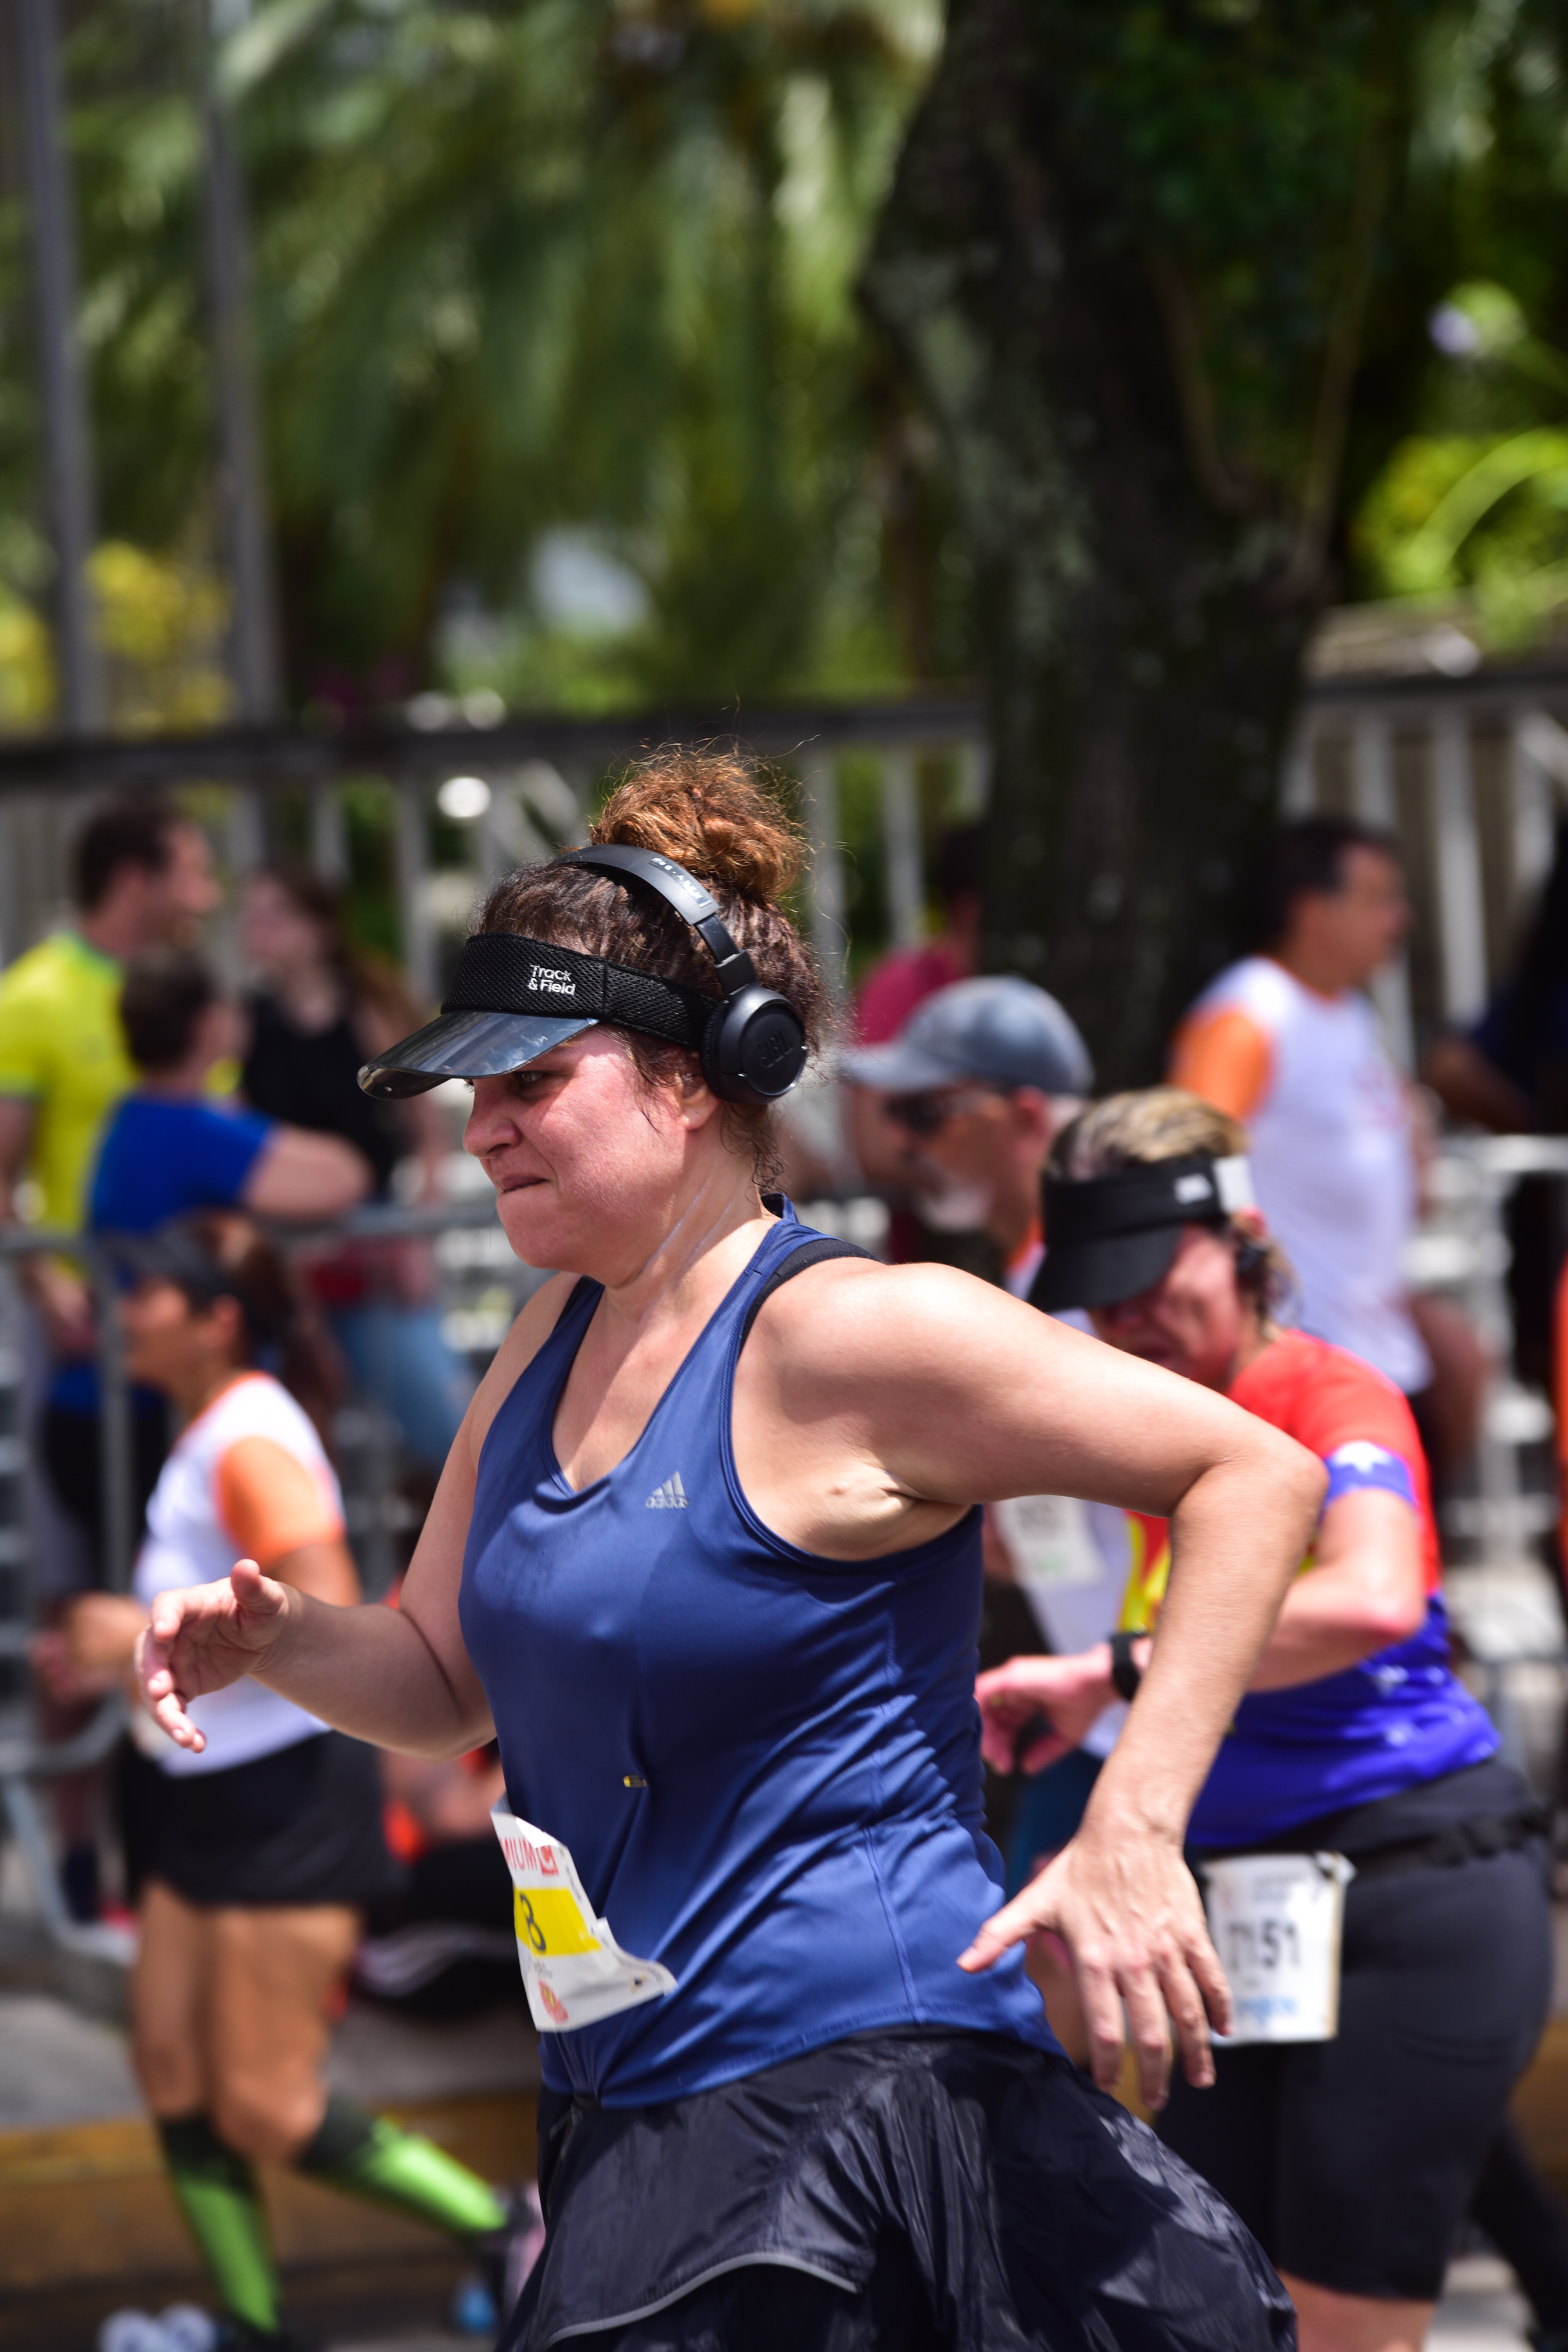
top-left (491, 1805), bottom-right (677, 2034)
top-left (1204, 1852), bottom-right (1355, 2044)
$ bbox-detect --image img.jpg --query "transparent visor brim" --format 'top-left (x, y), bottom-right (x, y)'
top-left (357, 1008), bottom-right (599, 1099)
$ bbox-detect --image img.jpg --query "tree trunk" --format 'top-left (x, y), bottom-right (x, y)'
top-left (862, 0), bottom-right (1331, 1089)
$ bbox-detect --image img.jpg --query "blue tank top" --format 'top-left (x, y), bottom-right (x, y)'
top-left (460, 1203), bottom-right (1056, 2106)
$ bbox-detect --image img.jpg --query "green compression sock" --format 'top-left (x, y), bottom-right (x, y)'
top-left (157, 2114), bottom-right (284, 2338)
top-left (296, 2096), bottom-right (507, 2239)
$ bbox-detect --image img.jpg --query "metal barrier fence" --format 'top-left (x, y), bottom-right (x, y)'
top-left (1292, 664), bottom-right (1568, 1066)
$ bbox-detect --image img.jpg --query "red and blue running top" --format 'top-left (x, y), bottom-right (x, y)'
top-left (1120, 1329), bottom-right (1497, 1848)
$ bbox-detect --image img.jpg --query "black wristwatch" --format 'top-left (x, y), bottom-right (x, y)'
top-left (1108, 1629), bottom-right (1143, 1702)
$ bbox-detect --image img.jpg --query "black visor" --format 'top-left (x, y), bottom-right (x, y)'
top-left (357, 932), bottom-right (719, 1099)
top-left (1031, 1153), bottom-right (1253, 1313)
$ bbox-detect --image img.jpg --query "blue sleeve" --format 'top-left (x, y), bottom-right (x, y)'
top-left (184, 1103), bottom-right (274, 1205)
top-left (1322, 1442), bottom-right (1418, 1511)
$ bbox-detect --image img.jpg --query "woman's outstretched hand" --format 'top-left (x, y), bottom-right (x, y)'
top-left (135, 1559), bottom-right (295, 1752)
top-left (959, 1813), bottom-right (1229, 2113)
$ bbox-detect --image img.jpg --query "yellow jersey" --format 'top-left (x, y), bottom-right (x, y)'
top-left (0, 931), bottom-right (132, 1232)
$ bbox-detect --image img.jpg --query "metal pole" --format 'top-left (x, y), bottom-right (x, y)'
top-left (1429, 711), bottom-right (1488, 1023)
top-left (202, 19), bottom-right (281, 721)
top-left (17, 0), bottom-right (103, 732)
top-left (396, 780), bottom-right (436, 1006)
top-left (1350, 709), bottom-right (1415, 1073)
top-left (310, 784), bottom-right (348, 881)
top-left (86, 1245), bottom-right (132, 1595)
top-left (880, 751), bottom-right (923, 950)
top-left (801, 756), bottom-right (847, 1009)
top-left (1280, 720), bottom-right (1316, 816)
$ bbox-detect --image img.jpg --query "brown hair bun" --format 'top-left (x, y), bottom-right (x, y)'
top-left (591, 747), bottom-right (802, 907)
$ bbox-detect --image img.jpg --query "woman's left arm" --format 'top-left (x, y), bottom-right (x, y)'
top-left (1244, 1487), bottom-right (1425, 1688)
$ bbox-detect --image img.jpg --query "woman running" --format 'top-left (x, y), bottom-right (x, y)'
top-left (41, 1212), bottom-right (514, 2351)
top-left (138, 751), bottom-right (1323, 2352)
top-left (978, 1088), bottom-right (1552, 2352)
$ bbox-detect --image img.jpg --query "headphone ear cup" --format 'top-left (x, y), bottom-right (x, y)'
top-left (1233, 1236), bottom-right (1267, 1285)
top-left (702, 987), bottom-right (808, 1105)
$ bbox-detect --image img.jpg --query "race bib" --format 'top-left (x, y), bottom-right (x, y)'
top-left (1203, 1852), bottom-right (1355, 2044)
top-left (491, 1805), bottom-right (677, 2034)
top-left (993, 1493), bottom-right (1106, 1591)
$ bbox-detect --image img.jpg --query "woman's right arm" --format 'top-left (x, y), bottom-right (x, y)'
top-left (138, 1274), bottom-right (575, 1759)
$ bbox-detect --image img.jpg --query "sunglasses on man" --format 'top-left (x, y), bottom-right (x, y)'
top-left (884, 1085), bottom-right (1006, 1138)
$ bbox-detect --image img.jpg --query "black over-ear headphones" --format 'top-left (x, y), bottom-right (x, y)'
top-left (559, 844), bottom-right (809, 1107)
top-left (1233, 1233), bottom-right (1268, 1288)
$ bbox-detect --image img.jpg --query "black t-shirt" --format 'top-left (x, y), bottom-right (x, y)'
top-left (242, 991), bottom-right (403, 1196)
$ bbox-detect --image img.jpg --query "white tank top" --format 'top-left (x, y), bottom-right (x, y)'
top-left (133, 1373), bottom-right (340, 1776)
top-left (1186, 957), bottom-right (1429, 1393)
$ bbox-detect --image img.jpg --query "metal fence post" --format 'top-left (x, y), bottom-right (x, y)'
top-left (396, 780), bottom-right (436, 1006)
top-left (1352, 708), bottom-right (1415, 1071)
top-left (801, 756), bottom-right (847, 1009)
top-left (879, 750), bottom-right (923, 950)
top-left (18, 0), bottom-right (104, 732)
top-left (310, 784), bottom-right (349, 882)
top-left (88, 1243), bottom-right (133, 1596)
top-left (1429, 712), bottom-right (1488, 1022)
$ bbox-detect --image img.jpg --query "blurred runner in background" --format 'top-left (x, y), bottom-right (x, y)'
top-left (0, 799), bottom-right (218, 1917)
top-left (981, 1088), bottom-right (1551, 2352)
top-left (1171, 815), bottom-right (1485, 1482)
top-left (43, 952), bottom-right (372, 1926)
top-left (36, 1213), bottom-right (519, 2352)
top-left (239, 867), bottom-right (472, 1479)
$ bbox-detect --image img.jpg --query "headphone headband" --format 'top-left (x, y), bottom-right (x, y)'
top-left (558, 845), bottom-right (759, 997)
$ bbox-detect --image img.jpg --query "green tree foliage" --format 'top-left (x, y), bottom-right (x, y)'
top-left (0, 0), bottom-right (939, 713)
top-left (863, 0), bottom-right (1568, 1081)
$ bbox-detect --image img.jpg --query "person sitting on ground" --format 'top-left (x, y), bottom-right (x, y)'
top-left (979, 1087), bottom-right (1551, 2352)
top-left (35, 1213), bottom-right (521, 2352)
top-left (358, 1735), bottom-right (519, 2022)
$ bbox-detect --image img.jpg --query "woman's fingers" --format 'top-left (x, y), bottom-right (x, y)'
top-left (957, 1886), bottom-right (1035, 1973)
top-left (1156, 1947), bottom-right (1216, 2098)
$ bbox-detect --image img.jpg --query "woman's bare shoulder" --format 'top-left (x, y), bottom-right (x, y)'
top-left (748, 1254), bottom-right (1087, 1387)
top-left (465, 1271), bottom-right (580, 1465)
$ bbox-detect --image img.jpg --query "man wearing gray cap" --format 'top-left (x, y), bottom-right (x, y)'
top-left (841, 976), bottom-right (1094, 1294)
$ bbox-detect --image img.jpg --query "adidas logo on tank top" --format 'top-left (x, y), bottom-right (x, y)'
top-left (645, 1472), bottom-right (688, 1510)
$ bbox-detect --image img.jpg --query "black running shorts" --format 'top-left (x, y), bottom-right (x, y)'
top-left (1159, 1838), bottom-right (1552, 2302)
top-left (142, 1730), bottom-right (402, 1911)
